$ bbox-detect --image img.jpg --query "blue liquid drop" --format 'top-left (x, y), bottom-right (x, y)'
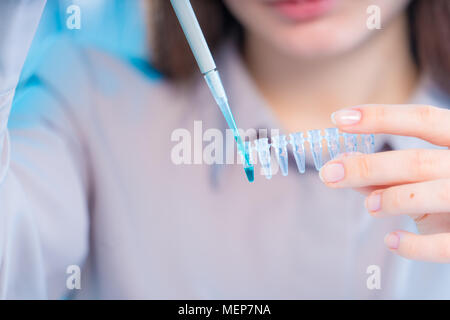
top-left (245, 166), bottom-right (255, 183)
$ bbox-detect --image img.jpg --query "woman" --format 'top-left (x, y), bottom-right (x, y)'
top-left (0, 0), bottom-right (449, 298)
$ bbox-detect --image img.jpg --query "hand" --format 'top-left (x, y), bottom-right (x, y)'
top-left (320, 104), bottom-right (450, 263)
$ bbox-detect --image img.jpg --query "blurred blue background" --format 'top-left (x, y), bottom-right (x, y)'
top-left (21, 0), bottom-right (156, 85)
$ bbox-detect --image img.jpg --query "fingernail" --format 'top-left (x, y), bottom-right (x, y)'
top-left (366, 193), bottom-right (381, 212)
top-left (384, 232), bottom-right (401, 250)
top-left (319, 163), bottom-right (345, 183)
top-left (331, 109), bottom-right (362, 126)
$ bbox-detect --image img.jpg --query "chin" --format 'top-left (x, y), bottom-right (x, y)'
top-left (268, 21), bottom-right (372, 59)
top-left (226, 0), bottom-right (412, 61)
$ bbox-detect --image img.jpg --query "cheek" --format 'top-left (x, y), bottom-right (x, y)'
top-left (223, 0), bottom-right (273, 32)
top-left (267, 0), bottom-right (405, 58)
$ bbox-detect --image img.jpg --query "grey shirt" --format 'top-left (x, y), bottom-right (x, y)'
top-left (1, 38), bottom-right (449, 299)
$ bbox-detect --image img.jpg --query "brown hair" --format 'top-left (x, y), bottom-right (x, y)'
top-left (150, 0), bottom-right (450, 94)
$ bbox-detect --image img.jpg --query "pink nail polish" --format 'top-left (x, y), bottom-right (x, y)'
top-left (319, 163), bottom-right (345, 183)
top-left (384, 232), bottom-right (400, 250)
top-left (366, 194), bottom-right (381, 212)
top-left (331, 109), bottom-right (362, 126)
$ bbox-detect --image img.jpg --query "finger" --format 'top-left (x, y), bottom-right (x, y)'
top-left (353, 185), bottom-right (394, 196)
top-left (319, 149), bottom-right (450, 188)
top-left (332, 104), bottom-right (450, 147)
top-left (365, 179), bottom-right (450, 216)
top-left (384, 230), bottom-right (450, 263)
top-left (354, 186), bottom-right (379, 196)
top-left (324, 153), bottom-right (381, 195)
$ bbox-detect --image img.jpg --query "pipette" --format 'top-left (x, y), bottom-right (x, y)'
top-left (170, 0), bottom-right (255, 183)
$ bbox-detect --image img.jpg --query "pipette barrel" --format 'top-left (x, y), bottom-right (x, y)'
top-left (170, 0), bottom-right (254, 182)
top-left (170, 0), bottom-right (216, 74)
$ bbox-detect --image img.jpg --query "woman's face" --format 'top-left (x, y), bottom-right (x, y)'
top-left (223, 0), bottom-right (412, 59)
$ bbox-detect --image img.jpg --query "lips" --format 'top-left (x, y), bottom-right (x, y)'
top-left (267, 0), bottom-right (337, 21)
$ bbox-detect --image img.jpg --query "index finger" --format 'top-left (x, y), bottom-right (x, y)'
top-left (332, 104), bottom-right (450, 147)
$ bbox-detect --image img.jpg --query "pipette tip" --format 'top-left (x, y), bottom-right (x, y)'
top-left (244, 166), bottom-right (255, 183)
